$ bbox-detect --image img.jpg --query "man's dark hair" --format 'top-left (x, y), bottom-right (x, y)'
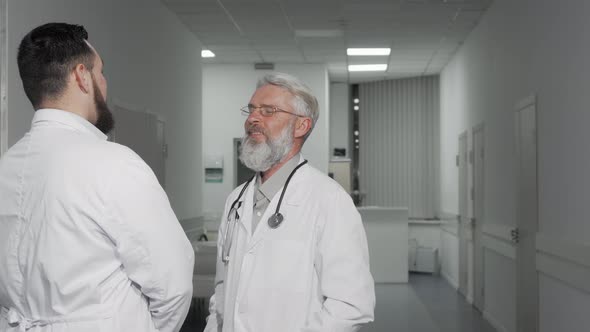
top-left (17, 23), bottom-right (95, 109)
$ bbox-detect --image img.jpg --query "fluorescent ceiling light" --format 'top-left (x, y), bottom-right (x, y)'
top-left (201, 50), bottom-right (215, 58)
top-left (295, 29), bottom-right (343, 38)
top-left (347, 48), bottom-right (391, 56)
top-left (348, 64), bottom-right (388, 72)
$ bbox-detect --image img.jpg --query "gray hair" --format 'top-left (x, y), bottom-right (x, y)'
top-left (257, 72), bottom-right (319, 140)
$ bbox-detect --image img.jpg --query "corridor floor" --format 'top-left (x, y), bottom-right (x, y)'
top-left (181, 273), bottom-right (497, 332)
top-left (364, 273), bottom-right (497, 332)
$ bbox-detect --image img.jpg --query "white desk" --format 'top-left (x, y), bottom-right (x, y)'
top-left (181, 216), bottom-right (220, 299)
top-left (358, 207), bottom-right (409, 283)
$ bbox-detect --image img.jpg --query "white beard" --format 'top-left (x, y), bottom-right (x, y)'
top-left (239, 121), bottom-right (294, 172)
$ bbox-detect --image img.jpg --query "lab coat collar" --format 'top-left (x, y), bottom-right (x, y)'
top-left (246, 154), bottom-right (310, 247)
top-left (257, 153), bottom-right (302, 202)
top-left (32, 108), bottom-right (108, 141)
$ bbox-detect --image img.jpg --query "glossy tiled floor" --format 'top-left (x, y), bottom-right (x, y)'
top-left (181, 273), bottom-right (497, 332)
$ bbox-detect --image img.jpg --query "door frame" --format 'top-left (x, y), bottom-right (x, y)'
top-left (110, 98), bottom-right (167, 186)
top-left (472, 123), bottom-right (485, 311)
top-left (514, 95), bottom-right (539, 332)
top-left (458, 131), bottom-right (469, 298)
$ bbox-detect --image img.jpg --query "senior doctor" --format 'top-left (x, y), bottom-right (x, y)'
top-left (205, 72), bottom-right (375, 332)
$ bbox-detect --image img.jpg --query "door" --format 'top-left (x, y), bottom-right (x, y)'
top-left (112, 103), bottom-right (167, 187)
top-left (152, 118), bottom-right (166, 187)
top-left (472, 124), bottom-right (485, 311)
top-left (458, 132), bottom-right (469, 297)
top-left (0, 0), bottom-right (7, 155)
top-left (515, 96), bottom-right (539, 332)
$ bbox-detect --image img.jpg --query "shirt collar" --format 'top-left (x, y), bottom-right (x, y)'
top-left (256, 153), bottom-right (302, 201)
top-left (32, 108), bottom-right (108, 141)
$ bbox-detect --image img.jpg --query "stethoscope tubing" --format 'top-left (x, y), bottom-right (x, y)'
top-left (222, 159), bottom-right (308, 263)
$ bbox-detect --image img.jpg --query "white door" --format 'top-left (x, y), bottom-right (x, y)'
top-left (514, 96), bottom-right (539, 332)
top-left (112, 104), bottom-right (167, 187)
top-left (152, 118), bottom-right (167, 187)
top-left (458, 132), bottom-right (469, 297)
top-left (0, 0), bottom-right (7, 155)
top-left (472, 124), bottom-right (485, 311)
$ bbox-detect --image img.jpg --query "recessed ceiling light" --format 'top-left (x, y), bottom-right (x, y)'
top-left (347, 48), bottom-right (391, 56)
top-left (348, 64), bottom-right (388, 72)
top-left (201, 50), bottom-right (215, 58)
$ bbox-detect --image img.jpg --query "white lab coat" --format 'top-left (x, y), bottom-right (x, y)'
top-left (205, 157), bottom-right (375, 332)
top-left (0, 109), bottom-right (194, 331)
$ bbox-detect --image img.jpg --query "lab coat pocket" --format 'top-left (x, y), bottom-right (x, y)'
top-left (260, 239), bottom-right (307, 292)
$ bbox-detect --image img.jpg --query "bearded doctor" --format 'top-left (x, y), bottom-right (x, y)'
top-left (0, 23), bottom-right (193, 331)
top-left (205, 73), bottom-right (375, 332)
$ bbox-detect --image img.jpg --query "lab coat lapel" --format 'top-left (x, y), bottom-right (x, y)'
top-left (248, 164), bottom-right (307, 249)
top-left (237, 181), bottom-right (256, 238)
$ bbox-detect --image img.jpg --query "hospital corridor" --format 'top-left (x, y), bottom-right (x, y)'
top-left (1, 0), bottom-right (590, 332)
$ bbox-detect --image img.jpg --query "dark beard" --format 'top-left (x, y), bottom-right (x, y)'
top-left (92, 75), bottom-right (114, 134)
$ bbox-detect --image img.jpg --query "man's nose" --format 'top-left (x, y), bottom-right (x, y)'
top-left (246, 109), bottom-right (263, 124)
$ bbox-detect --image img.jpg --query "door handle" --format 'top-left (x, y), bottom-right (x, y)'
top-left (510, 228), bottom-right (520, 244)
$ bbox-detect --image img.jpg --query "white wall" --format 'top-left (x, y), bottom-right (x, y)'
top-left (540, 275), bottom-right (590, 332)
top-left (6, 0), bottom-right (203, 219)
top-left (329, 83), bottom-right (349, 157)
top-left (440, 0), bottom-right (590, 331)
top-left (202, 64), bottom-right (329, 215)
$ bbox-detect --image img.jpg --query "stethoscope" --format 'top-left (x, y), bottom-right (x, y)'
top-left (222, 159), bottom-right (308, 263)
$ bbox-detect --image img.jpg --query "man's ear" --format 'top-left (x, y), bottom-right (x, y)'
top-left (73, 63), bottom-right (91, 94)
top-left (294, 117), bottom-right (312, 139)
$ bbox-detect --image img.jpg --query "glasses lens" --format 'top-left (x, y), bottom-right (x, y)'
top-left (260, 106), bottom-right (275, 117)
top-left (240, 106), bottom-right (250, 116)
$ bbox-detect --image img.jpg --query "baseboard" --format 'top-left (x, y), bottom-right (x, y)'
top-left (457, 288), bottom-right (474, 304)
top-left (441, 270), bottom-right (459, 290)
top-left (483, 310), bottom-right (510, 332)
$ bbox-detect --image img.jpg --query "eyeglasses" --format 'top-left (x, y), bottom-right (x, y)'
top-left (241, 104), bottom-right (306, 118)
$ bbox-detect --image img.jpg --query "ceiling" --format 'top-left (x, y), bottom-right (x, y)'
top-left (162, 0), bottom-right (493, 83)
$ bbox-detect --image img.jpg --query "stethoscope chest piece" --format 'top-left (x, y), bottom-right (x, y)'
top-left (267, 213), bottom-right (284, 229)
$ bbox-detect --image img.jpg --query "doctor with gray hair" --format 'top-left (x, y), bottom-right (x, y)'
top-left (205, 72), bottom-right (375, 332)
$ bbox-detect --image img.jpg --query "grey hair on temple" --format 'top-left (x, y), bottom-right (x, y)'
top-left (257, 72), bottom-right (319, 140)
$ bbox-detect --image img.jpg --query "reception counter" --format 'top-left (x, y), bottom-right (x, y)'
top-left (358, 207), bottom-right (409, 283)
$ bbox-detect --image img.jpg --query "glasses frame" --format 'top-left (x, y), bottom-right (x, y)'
top-left (241, 104), bottom-right (307, 118)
